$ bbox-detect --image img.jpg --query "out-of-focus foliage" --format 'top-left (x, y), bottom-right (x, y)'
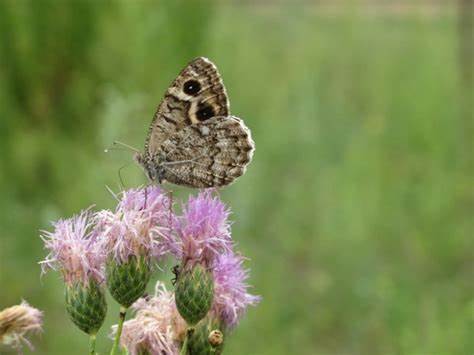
top-left (0, 1), bottom-right (471, 354)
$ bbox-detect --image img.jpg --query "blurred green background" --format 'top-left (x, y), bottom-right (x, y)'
top-left (0, 1), bottom-right (472, 354)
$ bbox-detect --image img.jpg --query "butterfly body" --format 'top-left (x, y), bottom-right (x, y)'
top-left (136, 57), bottom-right (254, 188)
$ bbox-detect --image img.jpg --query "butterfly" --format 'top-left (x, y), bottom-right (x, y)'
top-left (134, 57), bottom-right (255, 188)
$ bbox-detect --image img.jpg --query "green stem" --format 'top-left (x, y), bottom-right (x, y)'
top-left (89, 334), bottom-right (97, 355)
top-left (179, 328), bottom-right (193, 355)
top-left (110, 306), bottom-right (127, 355)
top-left (179, 335), bottom-right (188, 355)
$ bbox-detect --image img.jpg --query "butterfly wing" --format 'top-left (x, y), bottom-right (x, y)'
top-left (158, 116), bottom-right (254, 188)
top-left (144, 57), bottom-right (229, 159)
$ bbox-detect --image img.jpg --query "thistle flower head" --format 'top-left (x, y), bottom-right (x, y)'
top-left (212, 251), bottom-right (261, 329)
top-left (96, 186), bottom-right (174, 264)
top-left (0, 301), bottom-right (43, 351)
top-left (40, 209), bottom-right (104, 285)
top-left (171, 190), bottom-right (232, 268)
top-left (112, 282), bottom-right (186, 355)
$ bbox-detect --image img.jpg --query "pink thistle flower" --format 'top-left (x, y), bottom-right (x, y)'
top-left (112, 282), bottom-right (186, 355)
top-left (169, 190), bottom-right (233, 268)
top-left (0, 300), bottom-right (43, 351)
top-left (96, 186), bottom-right (174, 263)
top-left (212, 251), bottom-right (261, 329)
top-left (40, 210), bottom-right (105, 285)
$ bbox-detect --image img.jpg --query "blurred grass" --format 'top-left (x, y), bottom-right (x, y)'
top-left (0, 1), bottom-right (472, 354)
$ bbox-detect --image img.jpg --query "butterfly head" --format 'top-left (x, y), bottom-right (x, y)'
top-left (134, 152), bottom-right (166, 183)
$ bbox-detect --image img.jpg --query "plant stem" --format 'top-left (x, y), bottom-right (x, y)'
top-left (89, 334), bottom-right (97, 355)
top-left (179, 327), bottom-right (193, 355)
top-left (179, 335), bottom-right (188, 355)
top-left (110, 306), bottom-right (127, 355)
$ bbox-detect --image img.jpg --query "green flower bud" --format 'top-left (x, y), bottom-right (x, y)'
top-left (65, 280), bottom-right (107, 335)
top-left (187, 318), bottom-right (224, 355)
top-left (175, 264), bottom-right (214, 326)
top-left (106, 255), bottom-right (152, 308)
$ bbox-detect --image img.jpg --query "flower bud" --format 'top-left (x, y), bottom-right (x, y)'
top-left (65, 280), bottom-right (107, 335)
top-left (106, 255), bottom-right (152, 308)
top-left (186, 318), bottom-right (224, 355)
top-left (208, 329), bottom-right (223, 348)
top-left (175, 264), bottom-right (214, 326)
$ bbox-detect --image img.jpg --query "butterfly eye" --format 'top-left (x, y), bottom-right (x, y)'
top-left (183, 79), bottom-right (201, 96)
top-left (196, 104), bottom-right (215, 121)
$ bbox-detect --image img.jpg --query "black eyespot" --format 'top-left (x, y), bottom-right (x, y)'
top-left (183, 79), bottom-right (201, 96)
top-left (196, 104), bottom-right (215, 121)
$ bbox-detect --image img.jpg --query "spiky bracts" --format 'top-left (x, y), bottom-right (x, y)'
top-left (106, 255), bottom-right (152, 308)
top-left (65, 280), bottom-right (107, 335)
top-left (175, 264), bottom-right (214, 326)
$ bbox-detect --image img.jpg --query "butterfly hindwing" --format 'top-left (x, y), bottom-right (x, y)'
top-left (158, 116), bottom-right (254, 188)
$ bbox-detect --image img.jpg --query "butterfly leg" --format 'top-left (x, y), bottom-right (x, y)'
top-left (144, 185), bottom-right (148, 209)
top-left (117, 164), bottom-right (130, 190)
top-left (166, 188), bottom-right (174, 231)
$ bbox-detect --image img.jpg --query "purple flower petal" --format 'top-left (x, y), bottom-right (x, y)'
top-left (171, 190), bottom-right (233, 267)
top-left (212, 251), bottom-right (261, 329)
top-left (112, 282), bottom-right (186, 355)
top-left (96, 186), bottom-right (175, 264)
top-left (40, 209), bottom-right (105, 285)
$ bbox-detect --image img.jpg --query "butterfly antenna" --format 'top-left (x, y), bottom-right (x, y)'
top-left (104, 141), bottom-right (141, 154)
top-left (104, 146), bottom-right (127, 153)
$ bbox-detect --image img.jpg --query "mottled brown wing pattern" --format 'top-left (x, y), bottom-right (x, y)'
top-left (144, 57), bottom-right (229, 158)
top-left (135, 57), bottom-right (255, 188)
top-left (158, 116), bottom-right (254, 188)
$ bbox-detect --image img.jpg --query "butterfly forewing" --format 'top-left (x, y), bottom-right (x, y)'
top-left (145, 57), bottom-right (229, 156)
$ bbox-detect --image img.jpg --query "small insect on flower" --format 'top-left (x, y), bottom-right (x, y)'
top-left (171, 265), bottom-right (181, 286)
top-left (0, 301), bottom-right (43, 351)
